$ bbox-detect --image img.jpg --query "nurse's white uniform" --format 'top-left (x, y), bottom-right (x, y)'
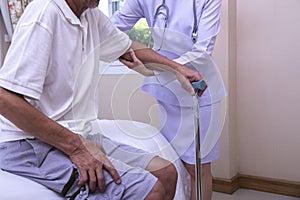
top-left (111, 0), bottom-right (227, 164)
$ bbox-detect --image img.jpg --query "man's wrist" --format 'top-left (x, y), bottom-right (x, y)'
top-left (55, 127), bottom-right (83, 156)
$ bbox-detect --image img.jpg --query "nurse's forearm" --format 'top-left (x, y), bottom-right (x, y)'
top-left (121, 42), bottom-right (204, 95)
top-left (0, 87), bottom-right (81, 155)
top-left (124, 41), bottom-right (203, 82)
top-left (127, 41), bottom-right (182, 73)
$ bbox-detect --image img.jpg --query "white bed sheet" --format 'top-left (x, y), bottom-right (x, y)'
top-left (0, 120), bottom-right (190, 199)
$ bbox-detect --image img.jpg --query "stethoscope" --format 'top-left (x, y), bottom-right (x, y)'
top-left (150, 0), bottom-right (198, 51)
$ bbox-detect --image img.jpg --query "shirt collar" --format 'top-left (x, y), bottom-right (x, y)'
top-left (52, 0), bottom-right (85, 27)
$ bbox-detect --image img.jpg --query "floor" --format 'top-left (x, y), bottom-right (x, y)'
top-left (212, 189), bottom-right (300, 200)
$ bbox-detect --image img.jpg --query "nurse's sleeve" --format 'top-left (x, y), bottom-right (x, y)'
top-left (174, 0), bottom-right (222, 67)
top-left (195, 0), bottom-right (222, 54)
top-left (110, 0), bottom-right (144, 32)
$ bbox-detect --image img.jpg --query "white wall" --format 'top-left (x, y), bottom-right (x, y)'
top-left (213, 0), bottom-right (300, 182)
top-left (98, 72), bottom-right (160, 128)
top-left (211, 0), bottom-right (238, 179)
top-left (235, 0), bottom-right (300, 181)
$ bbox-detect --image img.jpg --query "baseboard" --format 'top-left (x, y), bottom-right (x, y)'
top-left (212, 174), bottom-right (300, 198)
top-left (213, 175), bottom-right (239, 194)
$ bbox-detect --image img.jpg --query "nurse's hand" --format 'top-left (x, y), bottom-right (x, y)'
top-left (69, 136), bottom-right (121, 193)
top-left (176, 66), bottom-right (206, 96)
top-left (120, 49), bottom-right (155, 76)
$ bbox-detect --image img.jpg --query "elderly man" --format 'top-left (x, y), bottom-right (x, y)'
top-left (0, 0), bottom-right (203, 199)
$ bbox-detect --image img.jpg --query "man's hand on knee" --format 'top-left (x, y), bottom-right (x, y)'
top-left (68, 136), bottom-right (121, 193)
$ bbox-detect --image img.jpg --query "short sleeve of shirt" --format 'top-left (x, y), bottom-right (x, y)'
top-left (95, 11), bottom-right (132, 62)
top-left (0, 22), bottom-right (52, 100)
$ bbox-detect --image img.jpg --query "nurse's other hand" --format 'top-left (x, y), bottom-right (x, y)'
top-left (176, 67), bottom-right (205, 96)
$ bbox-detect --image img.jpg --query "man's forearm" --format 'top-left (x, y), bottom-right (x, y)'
top-left (0, 87), bottom-right (81, 155)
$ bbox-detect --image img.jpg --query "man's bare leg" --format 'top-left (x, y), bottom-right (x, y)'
top-left (144, 180), bottom-right (166, 200)
top-left (146, 157), bottom-right (178, 200)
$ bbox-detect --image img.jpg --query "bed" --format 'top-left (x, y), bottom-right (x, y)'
top-left (0, 120), bottom-right (190, 200)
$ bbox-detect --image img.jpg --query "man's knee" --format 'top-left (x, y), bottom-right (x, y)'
top-left (147, 157), bottom-right (177, 182)
top-left (159, 163), bottom-right (178, 199)
top-left (146, 157), bottom-right (178, 199)
top-left (145, 180), bottom-right (166, 200)
top-left (157, 162), bottom-right (178, 185)
top-left (165, 162), bottom-right (178, 182)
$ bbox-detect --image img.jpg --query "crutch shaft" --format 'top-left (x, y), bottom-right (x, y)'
top-left (192, 80), bottom-right (206, 200)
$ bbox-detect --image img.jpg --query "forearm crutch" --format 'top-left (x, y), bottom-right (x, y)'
top-left (192, 80), bottom-right (207, 200)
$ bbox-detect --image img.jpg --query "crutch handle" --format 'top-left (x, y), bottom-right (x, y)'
top-left (192, 80), bottom-right (206, 93)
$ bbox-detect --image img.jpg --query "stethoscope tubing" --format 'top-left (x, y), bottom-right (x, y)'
top-left (150, 0), bottom-right (198, 50)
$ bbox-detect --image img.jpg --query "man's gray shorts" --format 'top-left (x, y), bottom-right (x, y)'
top-left (0, 135), bottom-right (157, 199)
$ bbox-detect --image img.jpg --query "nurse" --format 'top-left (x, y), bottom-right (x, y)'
top-left (111, 0), bottom-right (226, 199)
